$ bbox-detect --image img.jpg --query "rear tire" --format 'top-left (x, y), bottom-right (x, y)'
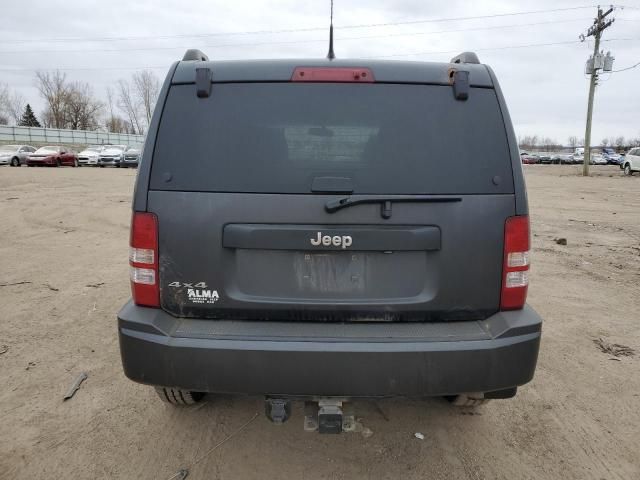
top-left (10, 157), bottom-right (19, 167)
top-left (445, 393), bottom-right (489, 407)
top-left (154, 386), bottom-right (205, 405)
top-left (624, 164), bottom-right (632, 176)
top-left (73, 159), bottom-right (79, 167)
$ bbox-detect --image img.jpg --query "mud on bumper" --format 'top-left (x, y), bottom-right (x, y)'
top-left (118, 301), bottom-right (541, 397)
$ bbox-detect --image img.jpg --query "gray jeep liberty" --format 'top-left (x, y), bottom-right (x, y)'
top-left (118, 49), bottom-right (541, 431)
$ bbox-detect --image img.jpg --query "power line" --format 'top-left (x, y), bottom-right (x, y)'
top-left (611, 60), bottom-right (640, 71)
top-left (1, 37), bottom-right (636, 73)
top-left (0, 18), bottom-right (592, 55)
top-left (1, 5), bottom-right (599, 45)
top-left (372, 37), bottom-right (635, 58)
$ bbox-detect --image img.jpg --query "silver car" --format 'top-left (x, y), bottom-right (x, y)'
top-left (122, 147), bottom-right (140, 168)
top-left (98, 145), bottom-right (127, 167)
top-left (0, 145), bottom-right (37, 166)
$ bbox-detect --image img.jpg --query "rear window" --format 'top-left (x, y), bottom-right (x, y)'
top-left (150, 83), bottom-right (514, 194)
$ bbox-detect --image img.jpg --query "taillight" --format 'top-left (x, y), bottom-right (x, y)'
top-left (129, 212), bottom-right (159, 307)
top-left (500, 215), bottom-right (530, 310)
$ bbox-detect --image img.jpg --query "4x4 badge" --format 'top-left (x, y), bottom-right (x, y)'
top-left (167, 281), bottom-right (219, 304)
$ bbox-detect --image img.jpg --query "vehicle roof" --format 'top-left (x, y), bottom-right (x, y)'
top-left (172, 58), bottom-right (494, 87)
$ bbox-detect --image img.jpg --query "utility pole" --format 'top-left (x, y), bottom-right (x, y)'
top-left (582, 6), bottom-right (615, 176)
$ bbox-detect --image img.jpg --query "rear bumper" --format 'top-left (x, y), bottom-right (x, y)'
top-left (118, 302), bottom-right (541, 397)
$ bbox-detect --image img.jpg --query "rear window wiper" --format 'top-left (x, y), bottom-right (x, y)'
top-left (325, 195), bottom-right (462, 219)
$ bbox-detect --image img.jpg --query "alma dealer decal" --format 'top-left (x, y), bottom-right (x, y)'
top-left (168, 281), bottom-right (219, 304)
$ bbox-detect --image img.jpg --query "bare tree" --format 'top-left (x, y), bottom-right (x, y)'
top-left (5, 92), bottom-right (25, 125)
top-left (0, 83), bottom-right (25, 125)
top-left (64, 82), bottom-right (103, 130)
top-left (104, 86), bottom-right (129, 133)
top-left (0, 84), bottom-right (8, 122)
top-left (116, 79), bottom-right (143, 135)
top-left (600, 138), bottom-right (609, 147)
top-left (568, 136), bottom-right (578, 149)
top-left (35, 71), bottom-right (69, 128)
top-left (615, 136), bottom-right (625, 149)
top-left (132, 70), bottom-right (160, 126)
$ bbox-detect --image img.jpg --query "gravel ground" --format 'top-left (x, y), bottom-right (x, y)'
top-left (0, 165), bottom-right (638, 479)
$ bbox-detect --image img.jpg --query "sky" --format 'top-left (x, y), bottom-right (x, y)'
top-left (1, 0), bottom-right (639, 144)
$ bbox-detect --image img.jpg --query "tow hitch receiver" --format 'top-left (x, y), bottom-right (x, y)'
top-left (265, 398), bottom-right (292, 424)
top-left (304, 399), bottom-right (355, 434)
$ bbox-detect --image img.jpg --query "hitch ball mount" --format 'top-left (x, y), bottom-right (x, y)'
top-left (264, 397), bottom-right (355, 434)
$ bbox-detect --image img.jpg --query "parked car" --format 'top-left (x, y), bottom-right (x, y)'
top-left (98, 145), bottom-right (127, 167)
top-left (572, 153), bottom-right (584, 164)
top-left (538, 154), bottom-right (552, 164)
top-left (121, 147), bottom-right (140, 168)
top-left (622, 148), bottom-right (640, 175)
top-left (591, 154), bottom-right (607, 165)
top-left (78, 145), bottom-right (105, 166)
top-left (118, 49), bottom-right (542, 422)
top-left (26, 146), bottom-right (78, 167)
top-left (551, 154), bottom-right (573, 164)
top-left (521, 154), bottom-right (539, 164)
top-left (0, 145), bottom-right (36, 166)
top-left (601, 147), bottom-right (622, 165)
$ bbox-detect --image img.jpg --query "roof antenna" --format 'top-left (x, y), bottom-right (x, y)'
top-left (327, 0), bottom-right (335, 59)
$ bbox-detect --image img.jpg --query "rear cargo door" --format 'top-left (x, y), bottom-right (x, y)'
top-left (148, 82), bottom-right (515, 321)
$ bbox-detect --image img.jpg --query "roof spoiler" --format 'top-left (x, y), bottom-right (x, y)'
top-left (182, 49), bottom-right (209, 61)
top-left (450, 52), bottom-right (480, 65)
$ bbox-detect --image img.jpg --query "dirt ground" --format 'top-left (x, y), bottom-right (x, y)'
top-left (0, 165), bottom-right (638, 480)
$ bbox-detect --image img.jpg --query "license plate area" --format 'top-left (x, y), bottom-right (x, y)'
top-left (296, 252), bottom-right (366, 294)
top-left (230, 249), bottom-right (432, 302)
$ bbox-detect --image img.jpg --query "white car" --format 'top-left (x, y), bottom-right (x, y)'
top-left (622, 148), bottom-right (640, 176)
top-left (591, 154), bottom-right (608, 165)
top-left (77, 145), bottom-right (104, 166)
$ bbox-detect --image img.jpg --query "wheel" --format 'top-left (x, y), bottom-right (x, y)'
top-left (10, 157), bottom-right (19, 167)
top-left (445, 393), bottom-right (489, 407)
top-left (624, 164), bottom-right (632, 176)
top-left (73, 159), bottom-right (79, 167)
top-left (99, 164), bottom-right (104, 168)
top-left (56, 159), bottom-right (61, 167)
top-left (154, 386), bottom-right (205, 405)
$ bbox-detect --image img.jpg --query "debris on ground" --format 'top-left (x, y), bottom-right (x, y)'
top-left (166, 469), bottom-right (189, 480)
top-left (414, 432), bottom-right (425, 440)
top-left (593, 338), bottom-right (636, 358)
top-left (63, 372), bottom-right (88, 400)
top-left (0, 345), bottom-right (8, 355)
top-left (44, 284), bottom-right (59, 291)
top-left (555, 238), bottom-right (568, 245)
top-left (361, 427), bottom-right (374, 438)
top-left (25, 361), bottom-right (36, 370)
top-left (0, 281), bottom-right (31, 287)
top-left (85, 283), bottom-right (105, 288)
top-left (167, 413), bottom-right (259, 479)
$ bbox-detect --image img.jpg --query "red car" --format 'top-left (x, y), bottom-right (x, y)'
top-left (26, 146), bottom-right (79, 167)
top-left (520, 153), bottom-right (539, 165)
